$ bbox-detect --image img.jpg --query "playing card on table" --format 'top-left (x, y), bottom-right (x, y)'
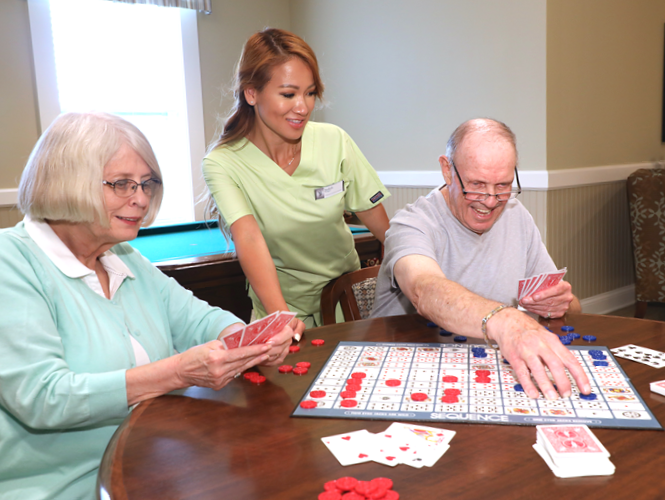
top-left (650, 379), bottom-right (665, 396)
top-left (320, 430), bottom-right (374, 466)
top-left (611, 344), bottom-right (665, 369)
top-left (246, 311), bottom-right (296, 346)
top-left (536, 424), bottom-right (609, 465)
top-left (370, 423), bottom-right (454, 468)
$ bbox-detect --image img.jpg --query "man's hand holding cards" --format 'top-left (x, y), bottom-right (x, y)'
top-left (518, 268), bottom-right (574, 318)
top-left (221, 311), bottom-right (297, 349)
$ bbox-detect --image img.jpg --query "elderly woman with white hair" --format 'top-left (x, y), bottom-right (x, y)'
top-left (0, 112), bottom-right (293, 500)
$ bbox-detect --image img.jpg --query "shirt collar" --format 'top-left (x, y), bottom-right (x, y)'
top-left (24, 216), bottom-right (135, 279)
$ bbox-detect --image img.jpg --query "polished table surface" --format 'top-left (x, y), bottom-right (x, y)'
top-left (98, 314), bottom-right (665, 500)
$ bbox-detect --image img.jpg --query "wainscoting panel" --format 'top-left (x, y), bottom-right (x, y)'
top-left (382, 187), bottom-right (433, 219)
top-left (546, 181), bottom-right (634, 301)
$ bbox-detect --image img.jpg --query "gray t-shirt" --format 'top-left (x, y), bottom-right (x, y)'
top-left (371, 188), bottom-right (556, 317)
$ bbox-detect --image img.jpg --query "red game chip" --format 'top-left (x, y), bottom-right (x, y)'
top-left (310, 390), bottom-right (327, 398)
top-left (300, 400), bottom-right (317, 409)
top-left (370, 477), bottom-right (393, 491)
top-left (474, 377), bottom-right (491, 384)
top-left (340, 390), bottom-right (357, 399)
top-left (354, 481), bottom-right (377, 496)
top-left (341, 492), bottom-right (364, 500)
top-left (410, 392), bottom-right (428, 401)
top-left (442, 375), bottom-right (459, 383)
top-left (340, 399), bottom-right (358, 408)
top-left (324, 480), bottom-right (341, 492)
top-left (475, 370), bottom-right (490, 376)
top-left (345, 384), bottom-right (361, 392)
top-left (243, 372), bottom-right (255, 380)
top-left (278, 365), bottom-right (293, 373)
top-left (293, 366), bottom-right (309, 375)
top-left (351, 372), bottom-right (367, 379)
top-left (368, 489), bottom-right (389, 500)
top-left (385, 379), bottom-right (401, 387)
top-left (318, 492), bottom-right (342, 500)
top-left (252, 375), bottom-right (266, 384)
top-left (288, 345), bottom-right (300, 353)
top-left (335, 477), bottom-right (358, 491)
top-left (383, 490), bottom-right (399, 500)
top-left (311, 339), bottom-right (325, 346)
top-left (444, 388), bottom-right (461, 396)
top-left (347, 377), bottom-right (363, 385)
top-left (296, 361), bottom-right (311, 368)
top-left (441, 395), bottom-right (459, 404)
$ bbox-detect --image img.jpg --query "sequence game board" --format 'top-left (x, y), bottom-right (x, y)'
top-left (292, 342), bottom-right (662, 430)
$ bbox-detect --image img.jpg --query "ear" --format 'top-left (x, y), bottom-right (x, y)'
top-left (244, 88), bottom-right (257, 106)
top-left (439, 155), bottom-right (453, 185)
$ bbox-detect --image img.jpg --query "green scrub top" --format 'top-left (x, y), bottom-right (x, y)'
top-left (203, 121), bottom-right (390, 326)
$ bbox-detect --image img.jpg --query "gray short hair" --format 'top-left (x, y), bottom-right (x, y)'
top-left (18, 112), bottom-right (163, 227)
top-left (446, 118), bottom-right (517, 165)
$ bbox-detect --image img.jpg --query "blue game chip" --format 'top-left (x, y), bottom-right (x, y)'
top-left (560, 338), bottom-right (572, 345)
top-left (503, 359), bottom-right (510, 365)
top-left (582, 335), bottom-right (597, 342)
top-left (453, 335), bottom-right (467, 342)
top-left (580, 392), bottom-right (598, 400)
top-left (571, 333), bottom-right (581, 339)
top-left (514, 384), bottom-right (524, 392)
top-left (427, 321), bottom-right (438, 328)
top-left (439, 328), bottom-right (453, 337)
top-left (593, 361), bottom-right (609, 367)
top-left (561, 326), bottom-right (575, 332)
top-left (473, 352), bottom-right (488, 358)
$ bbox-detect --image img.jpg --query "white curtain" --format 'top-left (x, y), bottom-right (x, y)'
top-left (103, 0), bottom-right (211, 15)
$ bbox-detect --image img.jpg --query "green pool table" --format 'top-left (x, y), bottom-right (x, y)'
top-left (129, 220), bottom-right (381, 322)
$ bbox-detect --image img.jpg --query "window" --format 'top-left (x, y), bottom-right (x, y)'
top-left (27, 0), bottom-right (206, 225)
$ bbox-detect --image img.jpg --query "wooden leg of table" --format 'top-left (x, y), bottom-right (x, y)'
top-left (634, 301), bottom-right (648, 318)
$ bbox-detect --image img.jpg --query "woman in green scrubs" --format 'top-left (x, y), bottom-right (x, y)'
top-left (203, 28), bottom-right (390, 337)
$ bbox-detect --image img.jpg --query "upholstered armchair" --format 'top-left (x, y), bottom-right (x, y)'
top-left (627, 168), bottom-right (665, 318)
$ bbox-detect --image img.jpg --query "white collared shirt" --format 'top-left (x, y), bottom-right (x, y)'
top-left (24, 216), bottom-right (151, 367)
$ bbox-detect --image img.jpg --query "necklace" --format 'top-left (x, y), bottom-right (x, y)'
top-left (287, 145), bottom-right (301, 167)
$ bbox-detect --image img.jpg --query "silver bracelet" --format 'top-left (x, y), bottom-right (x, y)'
top-left (481, 304), bottom-right (514, 349)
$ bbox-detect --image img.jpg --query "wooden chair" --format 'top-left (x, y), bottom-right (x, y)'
top-left (627, 168), bottom-right (665, 318)
top-left (320, 266), bottom-right (380, 325)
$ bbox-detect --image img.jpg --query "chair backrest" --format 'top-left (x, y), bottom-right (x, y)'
top-left (320, 266), bottom-right (380, 325)
top-left (627, 168), bottom-right (665, 303)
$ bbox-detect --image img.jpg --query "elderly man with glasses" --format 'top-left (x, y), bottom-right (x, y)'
top-left (371, 118), bottom-right (589, 400)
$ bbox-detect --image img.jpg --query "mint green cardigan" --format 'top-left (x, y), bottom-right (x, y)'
top-left (0, 222), bottom-right (241, 499)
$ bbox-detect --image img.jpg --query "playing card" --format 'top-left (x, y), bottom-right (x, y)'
top-left (611, 344), bottom-right (665, 368)
top-left (221, 328), bottom-right (244, 349)
top-left (321, 430), bottom-right (374, 466)
top-left (537, 425), bottom-right (609, 466)
top-left (246, 311), bottom-right (296, 345)
top-left (240, 312), bottom-right (278, 347)
top-left (532, 442), bottom-right (615, 478)
top-left (530, 269), bottom-right (567, 296)
top-left (377, 423), bottom-right (455, 468)
top-left (650, 379), bottom-right (665, 396)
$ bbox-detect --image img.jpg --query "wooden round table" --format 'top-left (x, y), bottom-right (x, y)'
top-left (98, 314), bottom-right (665, 499)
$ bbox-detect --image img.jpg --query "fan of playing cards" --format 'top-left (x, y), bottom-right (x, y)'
top-left (533, 424), bottom-right (615, 478)
top-left (220, 311), bottom-right (296, 349)
top-left (518, 268), bottom-right (567, 301)
top-left (321, 423), bottom-right (455, 468)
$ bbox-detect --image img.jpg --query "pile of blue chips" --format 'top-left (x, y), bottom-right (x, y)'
top-left (471, 347), bottom-right (487, 358)
top-left (557, 326), bottom-right (596, 345)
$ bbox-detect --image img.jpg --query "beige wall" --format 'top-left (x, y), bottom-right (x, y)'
top-left (0, 0), bottom-right (40, 189)
top-left (291, 0), bottom-right (548, 172)
top-left (547, 0), bottom-right (665, 169)
top-left (197, 0), bottom-right (290, 145)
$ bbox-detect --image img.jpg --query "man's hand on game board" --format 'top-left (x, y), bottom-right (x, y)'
top-left (486, 307), bottom-right (591, 400)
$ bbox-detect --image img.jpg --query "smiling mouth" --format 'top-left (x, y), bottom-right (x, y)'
top-left (117, 216), bottom-right (141, 223)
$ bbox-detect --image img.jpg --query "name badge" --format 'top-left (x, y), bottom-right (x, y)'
top-left (314, 180), bottom-right (345, 200)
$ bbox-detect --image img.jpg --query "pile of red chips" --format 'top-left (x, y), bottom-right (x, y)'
top-left (242, 372), bottom-right (266, 384)
top-left (318, 477), bottom-right (398, 500)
